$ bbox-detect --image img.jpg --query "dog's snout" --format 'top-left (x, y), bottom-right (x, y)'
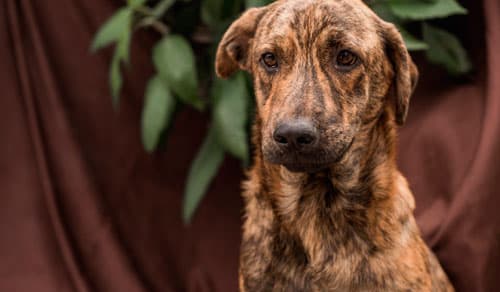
top-left (273, 120), bottom-right (318, 149)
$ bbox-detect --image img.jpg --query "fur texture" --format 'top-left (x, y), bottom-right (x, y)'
top-left (216, 0), bottom-right (454, 291)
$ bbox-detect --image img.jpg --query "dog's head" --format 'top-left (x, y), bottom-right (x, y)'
top-left (216, 0), bottom-right (418, 173)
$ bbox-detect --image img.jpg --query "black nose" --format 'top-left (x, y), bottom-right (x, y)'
top-left (273, 120), bottom-right (318, 149)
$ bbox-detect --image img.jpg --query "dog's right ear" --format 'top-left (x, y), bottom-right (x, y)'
top-left (215, 7), bottom-right (267, 78)
top-left (380, 22), bottom-right (419, 125)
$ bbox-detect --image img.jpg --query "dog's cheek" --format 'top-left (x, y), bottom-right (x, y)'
top-left (260, 126), bottom-right (280, 163)
top-left (362, 58), bottom-right (394, 122)
top-left (254, 74), bottom-right (273, 107)
top-left (322, 124), bottom-right (355, 160)
top-left (330, 69), bottom-right (368, 128)
top-left (348, 69), bottom-right (369, 99)
top-left (257, 94), bottom-right (279, 158)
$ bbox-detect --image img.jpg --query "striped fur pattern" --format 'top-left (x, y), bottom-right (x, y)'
top-left (215, 0), bottom-right (454, 291)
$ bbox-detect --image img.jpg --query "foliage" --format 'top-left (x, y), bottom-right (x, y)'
top-left (386, 0), bottom-right (466, 20)
top-left (92, 0), bottom-right (470, 222)
top-left (422, 23), bottom-right (472, 75)
top-left (212, 72), bottom-right (251, 164)
top-left (153, 35), bottom-right (203, 110)
top-left (183, 126), bottom-right (225, 222)
top-left (141, 75), bottom-right (176, 151)
top-left (370, 0), bottom-right (471, 75)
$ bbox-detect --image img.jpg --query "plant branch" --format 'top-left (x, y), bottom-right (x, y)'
top-left (134, 6), bottom-right (154, 17)
top-left (136, 17), bottom-right (170, 35)
top-left (152, 0), bottom-right (176, 17)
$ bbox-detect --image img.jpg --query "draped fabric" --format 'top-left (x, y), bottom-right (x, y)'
top-left (0, 0), bottom-right (498, 291)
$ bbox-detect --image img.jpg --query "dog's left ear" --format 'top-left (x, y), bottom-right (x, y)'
top-left (380, 22), bottom-right (419, 125)
top-left (215, 7), bottom-right (267, 78)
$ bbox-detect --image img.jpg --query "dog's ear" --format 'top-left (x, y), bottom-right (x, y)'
top-left (215, 7), bottom-right (266, 78)
top-left (381, 23), bottom-right (419, 125)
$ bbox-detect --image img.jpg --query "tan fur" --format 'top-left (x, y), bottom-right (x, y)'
top-left (216, 0), bottom-right (454, 291)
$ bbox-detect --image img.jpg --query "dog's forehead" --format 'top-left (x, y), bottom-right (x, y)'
top-left (255, 0), bottom-right (380, 50)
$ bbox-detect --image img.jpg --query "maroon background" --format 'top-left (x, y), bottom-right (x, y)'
top-left (1, 0), bottom-right (499, 291)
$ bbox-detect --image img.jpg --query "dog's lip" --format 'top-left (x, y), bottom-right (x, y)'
top-left (282, 162), bottom-right (330, 173)
top-left (264, 153), bottom-right (334, 173)
top-left (264, 138), bottom-right (355, 173)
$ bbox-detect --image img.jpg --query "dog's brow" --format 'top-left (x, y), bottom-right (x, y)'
top-left (260, 36), bottom-right (288, 46)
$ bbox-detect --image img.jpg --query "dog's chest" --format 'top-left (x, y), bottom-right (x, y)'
top-left (240, 232), bottom-right (378, 291)
top-left (239, 209), bottom-right (380, 291)
top-left (240, 180), bottom-right (379, 290)
top-left (239, 170), bottom-right (439, 291)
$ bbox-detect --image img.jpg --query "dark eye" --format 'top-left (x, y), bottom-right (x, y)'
top-left (261, 52), bottom-right (278, 71)
top-left (336, 50), bottom-right (358, 68)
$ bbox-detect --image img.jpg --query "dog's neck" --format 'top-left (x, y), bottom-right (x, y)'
top-left (249, 108), bottom-right (414, 266)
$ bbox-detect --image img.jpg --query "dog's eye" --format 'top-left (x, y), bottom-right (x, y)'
top-left (261, 53), bottom-right (278, 71)
top-left (336, 50), bottom-right (358, 68)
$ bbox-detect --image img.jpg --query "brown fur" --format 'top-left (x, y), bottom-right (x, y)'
top-left (216, 0), bottom-right (454, 291)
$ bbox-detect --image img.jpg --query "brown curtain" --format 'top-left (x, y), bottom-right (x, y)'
top-left (0, 0), bottom-right (498, 291)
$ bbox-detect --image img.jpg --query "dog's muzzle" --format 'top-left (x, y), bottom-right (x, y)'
top-left (263, 118), bottom-right (355, 173)
top-left (273, 119), bottom-right (319, 151)
top-left (266, 119), bottom-right (326, 173)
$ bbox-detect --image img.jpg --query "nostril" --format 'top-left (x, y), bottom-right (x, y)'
top-left (297, 134), bottom-right (315, 145)
top-left (273, 120), bottom-right (318, 148)
top-left (275, 134), bottom-right (288, 144)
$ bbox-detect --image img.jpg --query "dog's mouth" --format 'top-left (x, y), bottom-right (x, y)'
top-left (281, 162), bottom-right (331, 173)
top-left (264, 138), bottom-right (355, 173)
top-left (264, 152), bottom-right (335, 173)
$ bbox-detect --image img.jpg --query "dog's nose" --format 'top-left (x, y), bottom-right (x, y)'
top-left (273, 120), bottom-right (318, 149)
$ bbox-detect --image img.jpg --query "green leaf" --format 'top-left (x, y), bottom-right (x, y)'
top-left (152, 0), bottom-right (176, 17)
top-left (202, 0), bottom-right (242, 27)
top-left (212, 73), bottom-right (250, 162)
top-left (108, 23), bottom-right (132, 106)
top-left (183, 127), bottom-right (225, 223)
top-left (387, 0), bottom-right (467, 20)
top-left (201, 0), bottom-right (224, 27)
top-left (222, 0), bottom-right (243, 20)
top-left (92, 6), bottom-right (132, 105)
top-left (369, 1), bottom-right (399, 24)
top-left (422, 23), bottom-right (471, 75)
top-left (213, 73), bottom-right (250, 162)
top-left (141, 75), bottom-right (177, 152)
top-left (245, 0), bottom-right (273, 8)
top-left (91, 8), bottom-right (132, 52)
top-left (153, 35), bottom-right (203, 110)
top-left (116, 26), bottom-right (132, 63)
top-left (127, 0), bottom-right (146, 8)
top-left (397, 26), bottom-right (429, 51)
top-left (109, 52), bottom-right (123, 107)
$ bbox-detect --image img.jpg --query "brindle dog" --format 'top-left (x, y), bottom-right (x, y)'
top-left (215, 0), bottom-right (454, 291)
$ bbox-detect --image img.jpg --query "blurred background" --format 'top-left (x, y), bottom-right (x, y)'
top-left (1, 0), bottom-right (499, 291)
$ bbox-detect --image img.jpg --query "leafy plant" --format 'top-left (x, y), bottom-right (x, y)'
top-left (91, 0), bottom-right (470, 223)
top-left (369, 0), bottom-right (471, 75)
